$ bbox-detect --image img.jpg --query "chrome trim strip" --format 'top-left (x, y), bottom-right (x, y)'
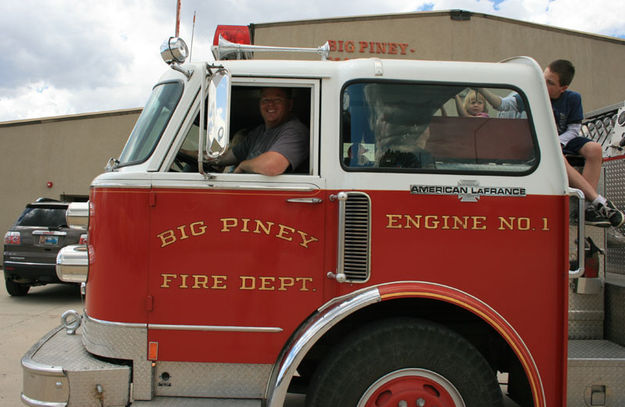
top-left (21, 393), bottom-right (66, 407)
top-left (267, 287), bottom-right (381, 407)
top-left (86, 314), bottom-right (281, 332)
top-left (152, 183), bottom-right (319, 192)
top-left (149, 324), bottom-right (282, 333)
top-left (32, 231), bottom-right (68, 236)
top-left (22, 358), bottom-right (64, 376)
top-left (4, 260), bottom-right (55, 267)
top-left (91, 182), bottom-right (152, 189)
top-left (94, 181), bottom-right (318, 192)
top-left (86, 314), bottom-right (147, 328)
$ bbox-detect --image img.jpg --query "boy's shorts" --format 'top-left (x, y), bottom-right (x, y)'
top-left (562, 136), bottom-right (592, 155)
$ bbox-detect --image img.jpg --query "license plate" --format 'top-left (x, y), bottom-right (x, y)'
top-left (39, 235), bottom-right (59, 246)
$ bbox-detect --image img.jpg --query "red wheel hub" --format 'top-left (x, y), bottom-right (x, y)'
top-left (359, 368), bottom-right (465, 407)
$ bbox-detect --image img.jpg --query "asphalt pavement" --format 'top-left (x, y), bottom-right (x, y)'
top-left (0, 282), bottom-right (82, 407)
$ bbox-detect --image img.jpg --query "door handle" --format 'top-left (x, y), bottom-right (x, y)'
top-left (568, 188), bottom-right (585, 278)
top-left (286, 198), bottom-right (322, 204)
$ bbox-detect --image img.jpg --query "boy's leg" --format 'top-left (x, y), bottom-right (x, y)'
top-left (578, 141), bottom-right (603, 190)
top-left (564, 158), bottom-right (624, 227)
top-left (564, 159), bottom-right (597, 201)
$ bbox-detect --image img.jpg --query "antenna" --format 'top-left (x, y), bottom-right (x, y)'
top-left (175, 0), bottom-right (181, 37)
top-left (189, 11), bottom-right (196, 62)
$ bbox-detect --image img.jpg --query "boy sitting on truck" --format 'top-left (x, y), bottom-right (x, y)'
top-left (480, 60), bottom-right (624, 228)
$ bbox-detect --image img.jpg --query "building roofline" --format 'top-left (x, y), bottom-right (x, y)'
top-left (251, 9), bottom-right (625, 46)
top-left (0, 107), bottom-right (143, 128)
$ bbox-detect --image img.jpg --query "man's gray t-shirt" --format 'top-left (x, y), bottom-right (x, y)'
top-left (232, 117), bottom-right (309, 171)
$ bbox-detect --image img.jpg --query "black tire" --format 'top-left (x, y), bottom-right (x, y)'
top-left (306, 318), bottom-right (503, 407)
top-left (5, 279), bottom-right (30, 296)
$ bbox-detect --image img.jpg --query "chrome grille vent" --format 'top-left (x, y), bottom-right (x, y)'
top-left (341, 192), bottom-right (371, 282)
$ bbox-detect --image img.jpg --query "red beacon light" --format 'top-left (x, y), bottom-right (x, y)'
top-left (212, 25), bottom-right (252, 60)
top-left (213, 25), bottom-right (251, 46)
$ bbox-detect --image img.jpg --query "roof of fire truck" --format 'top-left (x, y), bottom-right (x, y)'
top-left (158, 25), bottom-right (551, 91)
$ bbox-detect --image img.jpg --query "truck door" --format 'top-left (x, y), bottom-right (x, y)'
top-left (326, 80), bottom-right (568, 406)
top-left (146, 80), bottom-right (325, 365)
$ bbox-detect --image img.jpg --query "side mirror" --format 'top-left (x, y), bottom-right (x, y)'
top-left (206, 70), bottom-right (231, 158)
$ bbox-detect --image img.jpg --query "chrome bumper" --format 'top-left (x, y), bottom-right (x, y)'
top-left (21, 325), bottom-right (130, 407)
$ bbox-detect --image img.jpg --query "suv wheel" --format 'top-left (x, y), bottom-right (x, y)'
top-left (5, 279), bottom-right (30, 296)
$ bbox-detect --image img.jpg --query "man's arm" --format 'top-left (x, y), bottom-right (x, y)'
top-left (234, 151), bottom-right (290, 176)
top-left (208, 149), bottom-right (238, 166)
top-left (454, 95), bottom-right (469, 117)
top-left (478, 88), bottom-right (503, 109)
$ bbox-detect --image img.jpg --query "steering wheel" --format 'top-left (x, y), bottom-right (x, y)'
top-left (174, 151), bottom-right (222, 173)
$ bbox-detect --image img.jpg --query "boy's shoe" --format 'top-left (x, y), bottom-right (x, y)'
top-left (596, 200), bottom-right (625, 228)
top-left (585, 206), bottom-right (611, 228)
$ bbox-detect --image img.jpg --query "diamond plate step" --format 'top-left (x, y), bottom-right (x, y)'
top-left (22, 325), bottom-right (130, 407)
top-left (132, 398), bottom-right (261, 406)
top-left (567, 340), bottom-right (625, 407)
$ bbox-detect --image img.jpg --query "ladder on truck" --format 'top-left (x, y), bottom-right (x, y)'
top-left (567, 101), bottom-right (625, 407)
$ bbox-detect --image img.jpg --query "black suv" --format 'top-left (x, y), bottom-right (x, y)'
top-left (3, 198), bottom-right (86, 296)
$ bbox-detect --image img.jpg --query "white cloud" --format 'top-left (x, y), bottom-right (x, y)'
top-left (0, 82), bottom-right (75, 120)
top-left (0, 0), bottom-right (623, 122)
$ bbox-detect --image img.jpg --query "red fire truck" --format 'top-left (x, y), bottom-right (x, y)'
top-left (21, 26), bottom-right (625, 407)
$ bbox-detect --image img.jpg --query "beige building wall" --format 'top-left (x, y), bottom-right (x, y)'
top-left (0, 109), bottom-right (140, 260)
top-left (2, 10), bottom-right (624, 264)
top-left (251, 10), bottom-right (625, 112)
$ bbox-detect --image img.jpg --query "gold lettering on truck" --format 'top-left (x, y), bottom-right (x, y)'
top-left (156, 218), bottom-right (319, 249)
top-left (157, 274), bottom-right (315, 292)
top-left (385, 214), bottom-right (551, 232)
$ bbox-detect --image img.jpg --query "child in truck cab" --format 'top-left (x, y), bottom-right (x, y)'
top-left (453, 90), bottom-right (490, 118)
top-left (480, 61), bottom-right (625, 228)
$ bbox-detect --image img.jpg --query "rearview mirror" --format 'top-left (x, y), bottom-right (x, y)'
top-left (206, 70), bottom-right (231, 158)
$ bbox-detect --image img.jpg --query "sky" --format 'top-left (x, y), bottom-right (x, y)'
top-left (1, 0), bottom-right (624, 122)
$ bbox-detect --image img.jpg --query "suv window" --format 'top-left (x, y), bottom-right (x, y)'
top-left (16, 205), bottom-right (68, 228)
top-left (341, 81), bottom-right (537, 174)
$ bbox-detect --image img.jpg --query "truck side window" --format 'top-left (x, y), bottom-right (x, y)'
top-left (341, 82), bottom-right (537, 174)
top-left (171, 85), bottom-right (312, 174)
top-left (230, 86), bottom-right (311, 174)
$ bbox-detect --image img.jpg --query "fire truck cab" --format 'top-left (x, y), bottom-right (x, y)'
top-left (22, 31), bottom-right (623, 407)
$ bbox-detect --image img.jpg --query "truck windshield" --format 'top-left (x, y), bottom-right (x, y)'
top-left (118, 81), bottom-right (184, 166)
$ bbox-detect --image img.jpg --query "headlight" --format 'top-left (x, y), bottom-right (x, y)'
top-left (66, 202), bottom-right (89, 228)
top-left (56, 245), bottom-right (88, 283)
top-left (160, 37), bottom-right (189, 64)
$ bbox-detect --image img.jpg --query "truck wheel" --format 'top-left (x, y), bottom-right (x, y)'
top-left (306, 318), bottom-right (503, 407)
top-left (5, 279), bottom-right (30, 296)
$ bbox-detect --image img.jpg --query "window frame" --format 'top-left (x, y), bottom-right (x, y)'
top-left (165, 77), bottom-right (321, 178)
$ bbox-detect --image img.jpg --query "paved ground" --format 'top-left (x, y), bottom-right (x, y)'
top-left (0, 282), bottom-right (82, 407)
top-left (0, 279), bottom-right (518, 407)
